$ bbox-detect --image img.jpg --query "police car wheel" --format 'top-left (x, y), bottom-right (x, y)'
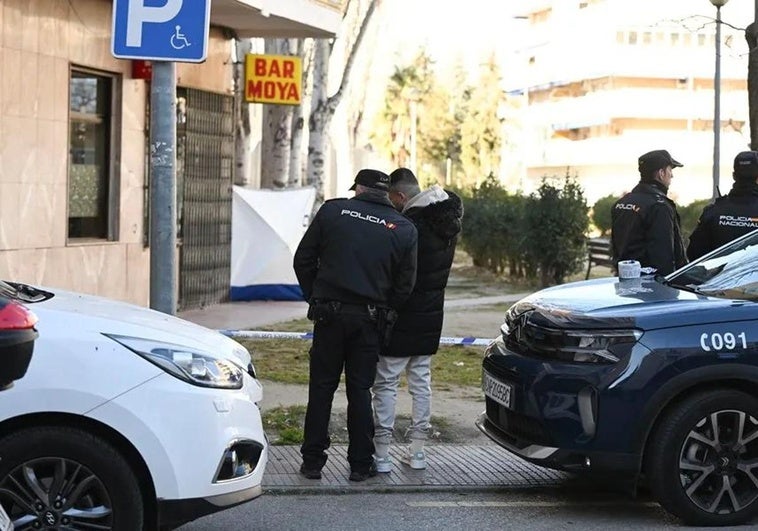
top-left (647, 389), bottom-right (758, 526)
top-left (0, 426), bottom-right (143, 530)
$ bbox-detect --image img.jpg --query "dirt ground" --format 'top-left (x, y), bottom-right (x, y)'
top-left (261, 376), bottom-right (490, 446)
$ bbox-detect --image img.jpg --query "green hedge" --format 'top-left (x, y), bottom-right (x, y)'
top-left (459, 174), bottom-right (588, 287)
top-left (591, 194), bottom-right (617, 237)
top-left (461, 179), bottom-right (712, 286)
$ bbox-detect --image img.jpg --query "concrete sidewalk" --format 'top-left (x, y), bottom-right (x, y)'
top-left (178, 300), bottom-right (308, 331)
top-left (178, 293), bottom-right (531, 332)
top-left (264, 444), bottom-right (572, 494)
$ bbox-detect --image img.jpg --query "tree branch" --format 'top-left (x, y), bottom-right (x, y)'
top-left (327, 0), bottom-right (378, 112)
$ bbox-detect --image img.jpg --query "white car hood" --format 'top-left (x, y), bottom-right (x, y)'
top-left (31, 288), bottom-right (248, 363)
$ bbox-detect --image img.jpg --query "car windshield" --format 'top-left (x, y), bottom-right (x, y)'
top-left (666, 229), bottom-right (758, 301)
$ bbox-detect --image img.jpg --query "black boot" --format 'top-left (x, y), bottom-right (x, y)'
top-left (300, 463), bottom-right (322, 480)
top-left (349, 462), bottom-right (377, 482)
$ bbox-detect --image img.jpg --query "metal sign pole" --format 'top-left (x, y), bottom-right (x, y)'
top-left (111, 0), bottom-right (210, 314)
top-left (149, 61), bottom-right (178, 314)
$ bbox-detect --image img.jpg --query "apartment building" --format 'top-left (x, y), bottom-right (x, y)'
top-left (0, 0), bottom-right (340, 309)
top-left (504, 0), bottom-right (751, 206)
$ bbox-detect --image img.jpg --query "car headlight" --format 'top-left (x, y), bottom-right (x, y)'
top-left (106, 335), bottom-right (244, 389)
top-left (563, 329), bottom-right (643, 363)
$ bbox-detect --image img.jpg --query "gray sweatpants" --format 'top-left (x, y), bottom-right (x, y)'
top-left (372, 355), bottom-right (432, 444)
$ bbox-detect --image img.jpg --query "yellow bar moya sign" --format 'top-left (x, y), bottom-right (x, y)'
top-left (245, 54), bottom-right (302, 105)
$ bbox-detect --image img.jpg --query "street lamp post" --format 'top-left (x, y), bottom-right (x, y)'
top-left (710, 0), bottom-right (729, 199)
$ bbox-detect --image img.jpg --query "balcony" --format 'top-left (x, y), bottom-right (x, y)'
top-left (518, 129), bottom-right (748, 204)
top-left (528, 88), bottom-right (746, 126)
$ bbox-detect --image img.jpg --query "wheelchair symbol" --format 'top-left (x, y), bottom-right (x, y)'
top-left (170, 25), bottom-right (191, 50)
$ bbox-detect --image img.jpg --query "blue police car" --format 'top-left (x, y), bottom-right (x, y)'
top-left (477, 229), bottom-right (758, 526)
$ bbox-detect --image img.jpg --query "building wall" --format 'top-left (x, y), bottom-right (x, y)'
top-left (0, 0), bottom-right (232, 305)
top-left (507, 0), bottom-right (752, 206)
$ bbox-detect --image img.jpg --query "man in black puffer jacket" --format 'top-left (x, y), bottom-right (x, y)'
top-left (372, 168), bottom-right (463, 473)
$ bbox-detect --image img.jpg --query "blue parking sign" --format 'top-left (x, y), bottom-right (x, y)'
top-left (111, 0), bottom-right (211, 62)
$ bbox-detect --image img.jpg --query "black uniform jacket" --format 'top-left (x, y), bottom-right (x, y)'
top-left (293, 192), bottom-right (418, 310)
top-left (611, 182), bottom-right (687, 275)
top-left (383, 191), bottom-right (463, 357)
top-left (686, 183), bottom-right (758, 260)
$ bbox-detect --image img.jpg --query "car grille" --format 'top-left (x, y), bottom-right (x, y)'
top-left (482, 356), bottom-right (521, 383)
top-left (504, 312), bottom-right (580, 362)
top-left (485, 397), bottom-right (552, 446)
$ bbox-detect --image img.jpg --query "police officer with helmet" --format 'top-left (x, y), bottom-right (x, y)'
top-left (686, 150), bottom-right (758, 260)
top-left (611, 149), bottom-right (688, 275)
top-left (293, 169), bottom-right (418, 482)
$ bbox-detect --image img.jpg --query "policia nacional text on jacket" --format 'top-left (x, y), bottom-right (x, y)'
top-left (687, 150), bottom-right (758, 260)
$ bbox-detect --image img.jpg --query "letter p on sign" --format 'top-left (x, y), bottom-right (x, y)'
top-left (126, 0), bottom-right (183, 47)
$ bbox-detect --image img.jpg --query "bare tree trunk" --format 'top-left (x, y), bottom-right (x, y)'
top-left (306, 39), bottom-right (333, 203)
top-left (234, 39), bottom-right (253, 186)
top-left (289, 113), bottom-right (306, 187)
top-left (306, 0), bottom-right (378, 212)
top-left (289, 39), bottom-right (309, 187)
top-left (261, 106), bottom-right (293, 188)
top-left (746, 23), bottom-right (758, 150)
top-left (261, 38), bottom-right (296, 188)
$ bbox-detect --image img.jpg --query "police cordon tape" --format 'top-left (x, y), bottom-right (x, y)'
top-left (218, 329), bottom-right (494, 346)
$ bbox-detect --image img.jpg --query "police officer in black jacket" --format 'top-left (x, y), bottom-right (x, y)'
top-left (611, 149), bottom-right (687, 275)
top-left (293, 169), bottom-right (418, 482)
top-left (687, 151), bottom-right (758, 260)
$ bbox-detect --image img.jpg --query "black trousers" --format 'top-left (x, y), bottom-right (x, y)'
top-left (300, 311), bottom-right (380, 472)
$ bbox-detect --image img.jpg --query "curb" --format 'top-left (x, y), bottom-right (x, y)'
top-left (262, 483), bottom-right (574, 496)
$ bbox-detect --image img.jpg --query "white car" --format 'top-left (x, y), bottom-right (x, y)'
top-left (0, 280), bottom-right (268, 530)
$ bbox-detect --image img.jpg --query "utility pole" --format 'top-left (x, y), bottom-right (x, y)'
top-left (709, 0), bottom-right (729, 199)
top-left (713, 2), bottom-right (724, 199)
top-left (149, 62), bottom-right (178, 314)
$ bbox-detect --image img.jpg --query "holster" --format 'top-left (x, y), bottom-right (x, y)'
top-left (307, 300), bottom-right (340, 325)
top-left (378, 308), bottom-right (398, 347)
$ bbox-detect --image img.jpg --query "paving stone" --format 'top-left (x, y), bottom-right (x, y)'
top-left (263, 444), bottom-right (571, 493)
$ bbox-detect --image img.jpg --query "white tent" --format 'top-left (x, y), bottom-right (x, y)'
top-left (231, 186), bottom-right (315, 301)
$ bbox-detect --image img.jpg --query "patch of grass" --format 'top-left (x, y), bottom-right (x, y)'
top-left (242, 338), bottom-right (311, 384)
top-left (262, 405), bottom-right (306, 445)
top-left (242, 337), bottom-right (485, 389)
top-left (262, 405), bottom-right (460, 445)
top-left (433, 345), bottom-right (485, 387)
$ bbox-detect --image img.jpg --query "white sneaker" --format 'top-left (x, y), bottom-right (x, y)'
top-left (374, 455), bottom-right (393, 473)
top-left (400, 449), bottom-right (426, 470)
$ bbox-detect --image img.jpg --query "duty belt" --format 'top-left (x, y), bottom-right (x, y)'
top-left (333, 302), bottom-right (379, 314)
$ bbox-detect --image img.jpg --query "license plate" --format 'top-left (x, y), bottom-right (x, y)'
top-left (0, 504), bottom-right (12, 531)
top-left (482, 372), bottom-right (513, 409)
